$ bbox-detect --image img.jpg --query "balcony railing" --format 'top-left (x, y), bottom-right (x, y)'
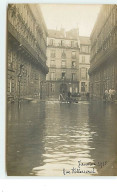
top-left (8, 22), bottom-right (49, 73)
top-left (89, 41), bottom-right (117, 74)
top-left (89, 28), bottom-right (117, 74)
top-left (48, 43), bottom-right (79, 49)
top-left (57, 78), bottom-right (78, 82)
top-left (90, 25), bottom-right (117, 62)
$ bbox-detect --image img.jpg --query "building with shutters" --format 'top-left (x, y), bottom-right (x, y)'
top-left (46, 28), bottom-right (80, 99)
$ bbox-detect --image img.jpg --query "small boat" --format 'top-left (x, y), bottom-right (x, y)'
top-left (59, 95), bottom-right (78, 104)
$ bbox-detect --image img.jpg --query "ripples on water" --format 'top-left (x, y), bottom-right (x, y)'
top-left (7, 101), bottom-right (117, 176)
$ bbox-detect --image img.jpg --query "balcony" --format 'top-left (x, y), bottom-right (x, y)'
top-left (8, 22), bottom-right (49, 74)
top-left (57, 77), bottom-right (78, 83)
top-left (48, 43), bottom-right (79, 49)
top-left (89, 29), bottom-right (117, 74)
top-left (89, 44), bottom-right (117, 74)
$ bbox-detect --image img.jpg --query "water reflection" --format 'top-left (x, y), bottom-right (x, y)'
top-left (7, 101), bottom-right (117, 176)
top-left (7, 102), bottom-right (46, 176)
top-left (88, 102), bottom-right (117, 175)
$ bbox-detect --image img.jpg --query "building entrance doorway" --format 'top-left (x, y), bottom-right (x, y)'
top-left (60, 83), bottom-right (68, 94)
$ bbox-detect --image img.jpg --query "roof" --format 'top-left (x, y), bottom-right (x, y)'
top-left (48, 28), bottom-right (79, 40)
top-left (48, 29), bottom-right (65, 38)
top-left (66, 29), bottom-right (79, 39)
top-left (79, 36), bottom-right (90, 45)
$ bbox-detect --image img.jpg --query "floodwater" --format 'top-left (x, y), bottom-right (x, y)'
top-left (6, 100), bottom-right (117, 176)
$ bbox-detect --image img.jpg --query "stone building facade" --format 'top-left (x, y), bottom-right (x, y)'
top-left (46, 28), bottom-right (80, 99)
top-left (7, 4), bottom-right (48, 102)
top-left (89, 5), bottom-right (117, 99)
top-left (79, 36), bottom-right (91, 93)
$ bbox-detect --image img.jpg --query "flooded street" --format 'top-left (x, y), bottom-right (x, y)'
top-left (7, 101), bottom-right (117, 176)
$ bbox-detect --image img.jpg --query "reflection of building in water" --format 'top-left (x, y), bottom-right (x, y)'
top-left (7, 102), bottom-right (46, 176)
top-left (79, 36), bottom-right (91, 94)
top-left (89, 5), bottom-right (117, 99)
top-left (88, 102), bottom-right (117, 176)
top-left (46, 28), bottom-right (80, 99)
top-left (7, 4), bottom-right (48, 102)
top-left (31, 103), bottom-right (98, 176)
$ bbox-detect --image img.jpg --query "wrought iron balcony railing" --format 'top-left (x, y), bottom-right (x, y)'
top-left (8, 22), bottom-right (49, 73)
top-left (57, 78), bottom-right (79, 82)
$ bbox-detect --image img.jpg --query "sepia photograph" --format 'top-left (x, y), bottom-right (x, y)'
top-left (6, 3), bottom-right (117, 176)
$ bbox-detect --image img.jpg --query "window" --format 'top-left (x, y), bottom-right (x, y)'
top-left (81, 68), bottom-right (86, 79)
top-left (50, 60), bottom-right (55, 67)
top-left (50, 72), bottom-right (55, 80)
top-left (61, 40), bottom-right (64, 46)
top-left (51, 83), bottom-right (55, 92)
top-left (50, 50), bottom-right (56, 58)
top-left (72, 51), bottom-right (76, 58)
top-left (75, 87), bottom-right (78, 93)
top-left (61, 60), bottom-right (66, 68)
top-left (49, 39), bottom-right (54, 46)
top-left (81, 46), bottom-right (84, 52)
top-left (62, 72), bottom-right (65, 79)
top-left (81, 82), bottom-right (85, 92)
top-left (70, 87), bottom-right (72, 93)
top-left (88, 46), bottom-right (90, 53)
top-left (75, 42), bottom-right (78, 48)
top-left (86, 68), bottom-right (88, 80)
top-left (82, 56), bottom-right (85, 63)
top-left (86, 46), bottom-right (89, 53)
top-left (72, 61), bottom-right (76, 68)
top-left (8, 50), bottom-right (13, 70)
top-left (61, 50), bottom-right (66, 58)
top-left (71, 41), bottom-right (74, 47)
top-left (66, 40), bottom-right (70, 47)
top-left (72, 73), bottom-right (76, 81)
